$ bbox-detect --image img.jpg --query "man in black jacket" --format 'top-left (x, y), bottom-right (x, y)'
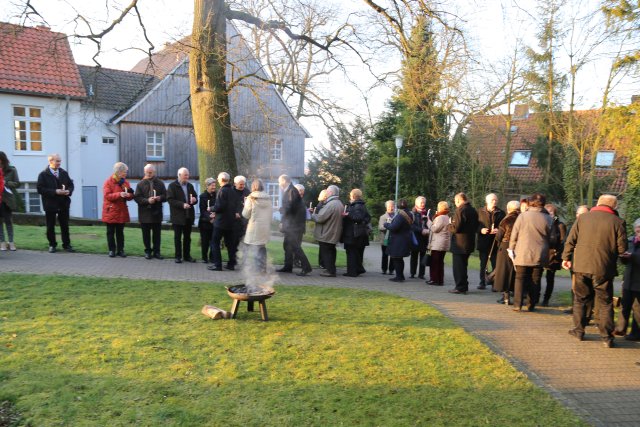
top-left (476, 193), bottom-right (505, 289)
top-left (277, 174), bottom-right (312, 276)
top-left (448, 192), bottom-right (479, 294)
top-left (208, 172), bottom-right (240, 271)
top-left (167, 167), bottom-right (197, 263)
top-left (134, 164), bottom-right (167, 259)
top-left (562, 194), bottom-right (627, 347)
top-left (36, 153), bottom-right (75, 253)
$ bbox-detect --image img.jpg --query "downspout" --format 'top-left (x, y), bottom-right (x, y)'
top-left (65, 95), bottom-right (70, 171)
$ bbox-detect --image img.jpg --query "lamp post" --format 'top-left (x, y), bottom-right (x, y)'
top-left (394, 135), bottom-right (404, 210)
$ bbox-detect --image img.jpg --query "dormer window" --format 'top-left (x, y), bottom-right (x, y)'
top-left (510, 150), bottom-right (531, 167)
top-left (595, 151), bottom-right (615, 168)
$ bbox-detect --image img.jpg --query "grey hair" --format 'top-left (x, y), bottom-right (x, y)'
top-left (251, 179), bottom-right (264, 192)
top-left (177, 167), bottom-right (189, 178)
top-left (144, 163), bottom-right (156, 172)
top-left (47, 153), bottom-right (61, 161)
top-left (218, 172), bottom-right (230, 183)
top-left (385, 200), bottom-right (395, 209)
top-left (205, 177), bottom-right (216, 187)
top-left (113, 162), bottom-right (128, 174)
top-left (278, 174), bottom-right (291, 185)
top-left (294, 184), bottom-right (305, 192)
top-left (327, 185), bottom-right (340, 197)
top-left (506, 200), bottom-right (520, 213)
top-left (234, 175), bottom-right (246, 184)
top-left (415, 196), bottom-right (426, 205)
top-left (634, 218), bottom-right (640, 229)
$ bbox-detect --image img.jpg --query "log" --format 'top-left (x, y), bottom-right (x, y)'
top-left (201, 305), bottom-right (229, 320)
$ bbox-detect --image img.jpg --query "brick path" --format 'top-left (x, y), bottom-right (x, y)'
top-left (2, 243), bottom-right (640, 426)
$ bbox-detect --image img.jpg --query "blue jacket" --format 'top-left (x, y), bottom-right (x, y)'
top-left (384, 208), bottom-right (413, 257)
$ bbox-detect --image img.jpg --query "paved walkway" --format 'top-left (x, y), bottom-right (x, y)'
top-left (3, 243), bottom-right (640, 426)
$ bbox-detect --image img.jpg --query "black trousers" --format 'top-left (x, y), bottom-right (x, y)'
top-left (106, 223), bottom-right (125, 252)
top-left (283, 231), bottom-right (310, 271)
top-left (478, 249), bottom-right (497, 285)
top-left (141, 222), bottom-right (162, 255)
top-left (199, 222), bottom-right (213, 262)
top-left (513, 266), bottom-right (543, 309)
top-left (45, 209), bottom-right (71, 248)
top-left (452, 253), bottom-right (470, 292)
top-left (211, 227), bottom-right (237, 268)
top-left (391, 257), bottom-right (405, 280)
top-left (616, 288), bottom-right (640, 336)
top-left (318, 241), bottom-right (337, 274)
top-left (345, 244), bottom-right (366, 276)
top-left (572, 272), bottom-right (614, 338)
top-left (410, 249), bottom-right (427, 277)
top-left (172, 223), bottom-right (192, 260)
top-left (381, 245), bottom-right (394, 274)
top-left (543, 269), bottom-right (557, 302)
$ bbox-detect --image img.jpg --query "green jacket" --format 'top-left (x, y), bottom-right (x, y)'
top-left (2, 166), bottom-right (20, 211)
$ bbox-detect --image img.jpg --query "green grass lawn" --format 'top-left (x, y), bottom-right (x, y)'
top-left (11, 224), bottom-right (346, 268)
top-left (0, 274), bottom-right (585, 426)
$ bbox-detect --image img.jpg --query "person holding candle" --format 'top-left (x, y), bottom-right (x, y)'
top-left (242, 179), bottom-right (273, 272)
top-left (37, 153), bottom-right (75, 253)
top-left (341, 189), bottom-right (371, 277)
top-left (311, 185), bottom-right (343, 277)
top-left (167, 167), bottom-right (197, 263)
top-left (134, 164), bottom-right (167, 259)
top-left (277, 174), bottom-right (312, 276)
top-left (208, 172), bottom-right (240, 271)
top-left (198, 177), bottom-right (217, 263)
top-left (102, 162), bottom-right (134, 257)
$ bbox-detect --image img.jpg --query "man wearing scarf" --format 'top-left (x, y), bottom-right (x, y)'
top-left (562, 194), bottom-right (627, 348)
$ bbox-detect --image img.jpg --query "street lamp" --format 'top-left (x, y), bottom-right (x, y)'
top-left (394, 135), bottom-right (404, 210)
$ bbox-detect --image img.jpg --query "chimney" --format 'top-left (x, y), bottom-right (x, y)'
top-left (513, 105), bottom-right (529, 120)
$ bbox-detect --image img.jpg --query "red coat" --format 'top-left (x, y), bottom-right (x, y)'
top-left (102, 175), bottom-right (133, 224)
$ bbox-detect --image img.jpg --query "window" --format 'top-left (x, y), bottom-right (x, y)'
top-left (80, 135), bottom-right (88, 144)
top-left (270, 139), bottom-right (282, 161)
top-left (19, 182), bottom-right (42, 213)
top-left (510, 150), bottom-right (531, 167)
top-left (510, 125), bottom-right (518, 134)
top-left (102, 137), bottom-right (115, 144)
top-left (13, 105), bottom-right (42, 152)
top-left (146, 131), bottom-right (165, 159)
top-left (266, 183), bottom-right (280, 208)
top-left (595, 151), bottom-right (615, 168)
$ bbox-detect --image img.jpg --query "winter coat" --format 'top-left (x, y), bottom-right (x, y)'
top-left (384, 208), bottom-right (413, 258)
top-left (622, 237), bottom-right (640, 292)
top-left (198, 190), bottom-right (216, 230)
top-left (280, 183), bottom-right (306, 234)
top-left (546, 217), bottom-right (567, 271)
top-left (242, 191), bottom-right (273, 246)
top-left (134, 177), bottom-right (167, 224)
top-left (167, 180), bottom-right (197, 226)
top-left (342, 199), bottom-right (371, 247)
top-left (562, 205), bottom-right (627, 278)
top-left (492, 210), bottom-right (519, 293)
top-left (101, 175), bottom-right (133, 224)
top-left (428, 212), bottom-right (451, 252)
top-left (509, 206), bottom-right (554, 267)
top-left (312, 195), bottom-right (343, 244)
top-left (212, 183), bottom-right (239, 230)
top-left (477, 206), bottom-right (506, 252)
top-left (378, 212), bottom-right (394, 233)
top-left (411, 208), bottom-right (430, 251)
top-left (1, 165), bottom-right (20, 211)
top-left (37, 166), bottom-right (74, 212)
top-left (448, 202), bottom-right (478, 255)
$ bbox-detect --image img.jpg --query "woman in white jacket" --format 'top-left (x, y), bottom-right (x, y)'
top-left (427, 201), bottom-right (451, 286)
top-left (242, 179), bottom-right (273, 272)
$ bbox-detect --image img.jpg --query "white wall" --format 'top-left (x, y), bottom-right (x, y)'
top-left (0, 93), bottom-right (85, 216)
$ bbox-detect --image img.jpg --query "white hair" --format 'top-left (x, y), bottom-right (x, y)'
top-left (385, 200), bottom-right (395, 209)
top-left (217, 172), bottom-right (230, 183)
top-left (295, 184), bottom-right (305, 192)
top-left (144, 163), bottom-right (155, 173)
top-left (113, 162), bottom-right (128, 174)
top-left (634, 218), bottom-right (640, 229)
top-left (327, 185), bottom-right (340, 197)
top-left (278, 174), bottom-right (291, 185)
top-left (506, 200), bottom-right (520, 213)
top-left (234, 175), bottom-right (246, 184)
top-left (177, 167), bottom-right (189, 178)
top-left (415, 196), bottom-right (426, 205)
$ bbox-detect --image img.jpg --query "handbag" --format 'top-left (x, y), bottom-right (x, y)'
top-left (422, 251), bottom-right (431, 267)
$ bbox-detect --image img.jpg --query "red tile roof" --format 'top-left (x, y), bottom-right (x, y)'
top-left (0, 22), bottom-right (85, 98)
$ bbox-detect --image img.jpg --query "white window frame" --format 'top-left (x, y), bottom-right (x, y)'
top-left (146, 131), bottom-right (165, 160)
top-left (19, 182), bottom-right (43, 213)
top-left (102, 136), bottom-right (115, 145)
top-left (266, 182), bottom-right (281, 209)
top-left (13, 105), bottom-right (43, 153)
top-left (509, 150), bottom-right (531, 167)
top-left (595, 150), bottom-right (615, 168)
top-left (270, 139), bottom-right (283, 161)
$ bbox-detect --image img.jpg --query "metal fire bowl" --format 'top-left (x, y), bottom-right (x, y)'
top-left (226, 285), bottom-right (275, 302)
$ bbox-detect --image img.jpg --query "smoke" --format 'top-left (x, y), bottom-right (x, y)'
top-left (237, 243), bottom-right (276, 294)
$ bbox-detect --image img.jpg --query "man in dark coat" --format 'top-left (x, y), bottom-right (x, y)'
top-left (167, 167), bottom-right (197, 263)
top-left (36, 153), bottom-right (75, 253)
top-left (134, 164), bottom-right (167, 259)
top-left (476, 193), bottom-right (505, 289)
top-left (208, 172), bottom-right (240, 271)
top-left (562, 194), bottom-right (627, 347)
top-left (277, 174), bottom-right (312, 276)
top-left (448, 192), bottom-right (479, 294)
top-left (233, 175), bottom-right (251, 252)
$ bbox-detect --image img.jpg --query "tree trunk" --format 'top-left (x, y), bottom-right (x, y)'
top-left (190, 0), bottom-right (238, 186)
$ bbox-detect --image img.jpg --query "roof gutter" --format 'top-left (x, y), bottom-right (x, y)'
top-left (65, 95), bottom-right (70, 172)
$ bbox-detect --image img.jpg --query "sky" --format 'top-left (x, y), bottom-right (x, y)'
top-left (2, 0), bottom-right (636, 151)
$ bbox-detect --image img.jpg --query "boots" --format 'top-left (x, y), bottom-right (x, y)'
top-left (0, 242), bottom-right (6, 251)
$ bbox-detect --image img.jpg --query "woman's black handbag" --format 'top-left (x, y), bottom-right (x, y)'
top-left (421, 251), bottom-right (431, 267)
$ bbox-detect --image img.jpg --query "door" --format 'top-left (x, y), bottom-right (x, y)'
top-left (82, 186), bottom-right (98, 219)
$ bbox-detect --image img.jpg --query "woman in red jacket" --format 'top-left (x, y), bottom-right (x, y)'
top-left (102, 162), bottom-right (134, 257)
